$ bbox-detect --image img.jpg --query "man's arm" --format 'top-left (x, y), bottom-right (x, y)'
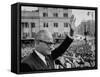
top-left (51, 36), bottom-right (73, 60)
top-left (51, 24), bottom-right (74, 60)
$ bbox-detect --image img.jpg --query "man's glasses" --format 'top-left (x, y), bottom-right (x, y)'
top-left (39, 40), bottom-right (54, 46)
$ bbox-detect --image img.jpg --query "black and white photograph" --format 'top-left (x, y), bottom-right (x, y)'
top-left (20, 5), bottom-right (97, 73)
top-left (11, 2), bottom-right (97, 74)
top-left (0, 0), bottom-right (100, 76)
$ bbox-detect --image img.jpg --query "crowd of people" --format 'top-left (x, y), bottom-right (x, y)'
top-left (21, 32), bottom-right (95, 69)
top-left (57, 40), bottom-right (95, 69)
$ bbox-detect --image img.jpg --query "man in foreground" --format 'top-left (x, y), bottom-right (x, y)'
top-left (21, 28), bottom-right (73, 72)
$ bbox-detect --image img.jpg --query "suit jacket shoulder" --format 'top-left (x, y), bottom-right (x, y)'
top-left (21, 51), bottom-right (51, 72)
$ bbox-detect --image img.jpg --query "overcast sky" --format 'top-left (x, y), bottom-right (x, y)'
top-left (72, 9), bottom-right (95, 27)
top-left (22, 6), bottom-right (38, 11)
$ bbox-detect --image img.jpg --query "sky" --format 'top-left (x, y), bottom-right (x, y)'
top-left (21, 6), bottom-right (38, 11)
top-left (21, 6), bottom-right (95, 27)
top-left (72, 9), bottom-right (95, 27)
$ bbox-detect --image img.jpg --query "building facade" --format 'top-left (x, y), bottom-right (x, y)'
top-left (21, 7), bottom-right (73, 40)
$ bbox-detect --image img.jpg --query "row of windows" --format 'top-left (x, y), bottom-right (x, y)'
top-left (21, 22), bottom-right (69, 28)
top-left (22, 31), bottom-right (68, 39)
top-left (21, 22), bottom-right (29, 28)
top-left (22, 32), bottom-right (36, 39)
top-left (21, 22), bottom-right (35, 28)
top-left (43, 12), bottom-right (68, 17)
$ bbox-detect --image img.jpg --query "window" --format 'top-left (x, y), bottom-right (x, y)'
top-left (63, 13), bottom-right (68, 17)
top-left (24, 22), bottom-right (29, 28)
top-left (43, 23), bottom-right (48, 27)
top-left (31, 23), bottom-right (35, 28)
top-left (54, 23), bottom-right (58, 28)
top-left (53, 13), bottom-right (58, 17)
top-left (64, 23), bottom-right (68, 27)
top-left (32, 32), bottom-right (36, 38)
top-left (21, 22), bottom-right (24, 28)
top-left (21, 22), bottom-right (29, 28)
top-left (43, 12), bottom-right (48, 17)
top-left (23, 32), bottom-right (30, 39)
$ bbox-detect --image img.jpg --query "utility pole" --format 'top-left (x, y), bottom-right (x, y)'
top-left (84, 23), bottom-right (87, 43)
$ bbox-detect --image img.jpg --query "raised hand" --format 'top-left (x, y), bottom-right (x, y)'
top-left (69, 24), bottom-right (74, 37)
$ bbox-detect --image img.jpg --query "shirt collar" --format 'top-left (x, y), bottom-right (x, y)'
top-left (34, 50), bottom-right (47, 65)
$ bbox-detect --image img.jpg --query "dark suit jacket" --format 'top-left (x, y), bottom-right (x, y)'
top-left (21, 36), bottom-right (73, 72)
